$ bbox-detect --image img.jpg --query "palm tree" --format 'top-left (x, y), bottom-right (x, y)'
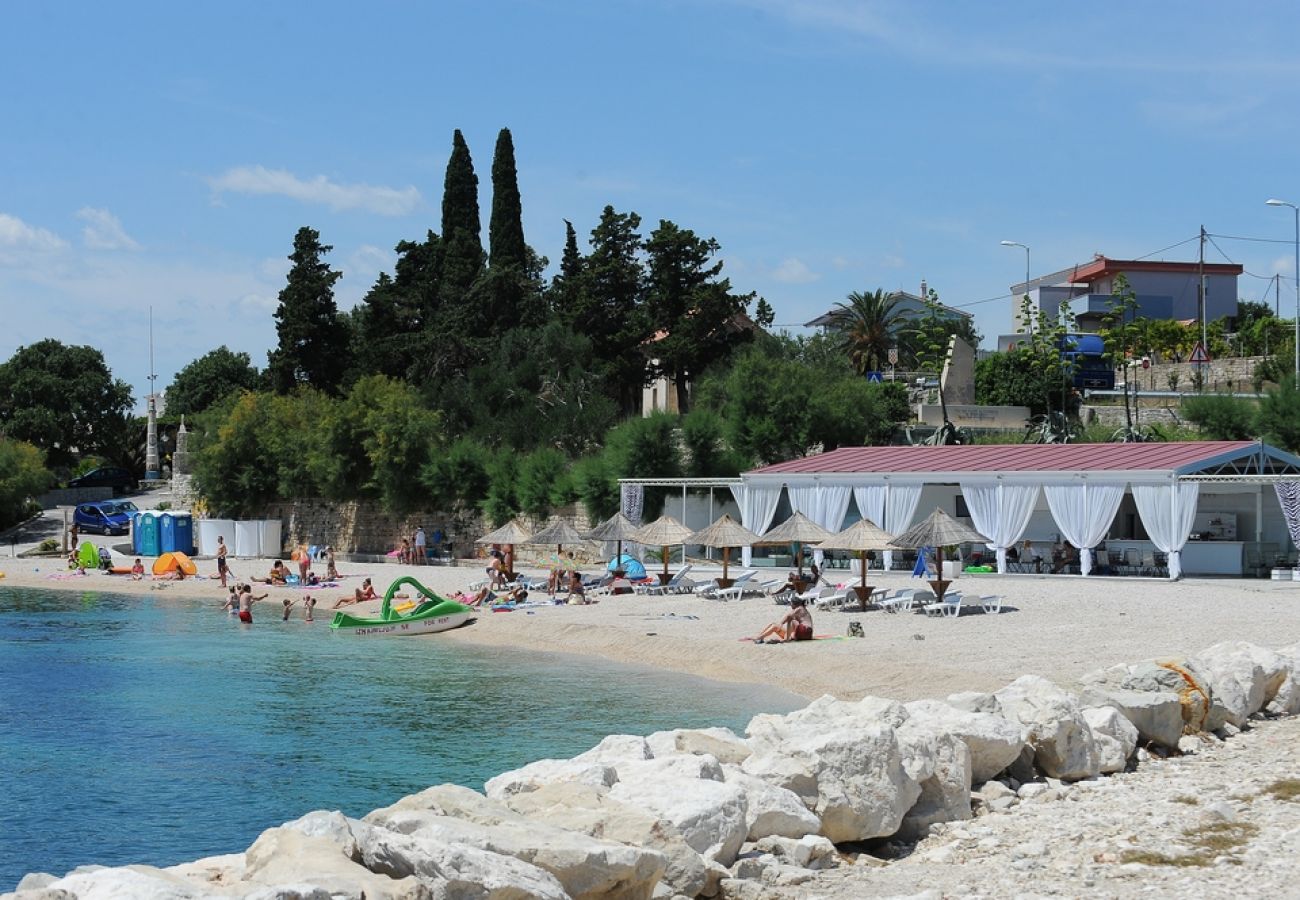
top-left (830, 289), bottom-right (912, 375)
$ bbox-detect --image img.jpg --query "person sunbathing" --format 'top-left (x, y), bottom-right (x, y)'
top-left (752, 597), bottom-right (814, 644)
top-left (332, 577), bottom-right (378, 608)
top-left (255, 560), bottom-right (290, 585)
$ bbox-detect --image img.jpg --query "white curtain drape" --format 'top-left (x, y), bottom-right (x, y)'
top-left (852, 484), bottom-right (886, 572)
top-left (1132, 481), bottom-right (1200, 579)
top-left (732, 483), bottom-right (782, 567)
top-left (883, 483), bottom-right (923, 571)
top-left (1043, 481), bottom-right (1126, 576)
top-left (1275, 482), bottom-right (1300, 553)
top-left (959, 482), bottom-right (1041, 573)
top-left (789, 484), bottom-right (853, 566)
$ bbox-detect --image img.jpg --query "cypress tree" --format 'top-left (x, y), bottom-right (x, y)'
top-left (439, 130), bottom-right (484, 307)
top-left (488, 127), bottom-right (526, 271)
top-left (267, 226), bottom-right (349, 394)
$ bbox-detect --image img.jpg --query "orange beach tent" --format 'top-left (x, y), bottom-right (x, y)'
top-left (153, 551), bottom-right (197, 576)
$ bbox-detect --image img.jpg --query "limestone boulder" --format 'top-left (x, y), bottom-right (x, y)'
top-left (16, 865), bottom-right (217, 900)
top-left (646, 726), bottom-right (751, 765)
top-left (742, 723), bottom-right (919, 843)
top-left (746, 695), bottom-right (908, 755)
top-left (503, 781), bottom-right (709, 898)
top-left (164, 853), bottom-right (246, 893)
top-left (364, 808), bottom-right (665, 900)
top-left (1113, 659), bottom-right (1212, 733)
top-left (944, 691), bottom-right (1004, 716)
top-left (1268, 643), bottom-right (1300, 715)
top-left (895, 727), bottom-right (972, 838)
top-left (993, 675), bottom-right (1100, 781)
top-left (1078, 687), bottom-right (1184, 750)
top-left (616, 753), bottom-right (725, 783)
top-left (903, 699), bottom-right (1027, 783)
top-left (609, 772), bottom-right (750, 865)
top-left (243, 822), bottom-right (430, 900)
top-left (484, 758), bottom-right (619, 800)
top-left (1082, 706), bottom-right (1139, 773)
top-left (751, 835), bottom-right (838, 870)
top-left (351, 818), bottom-right (569, 900)
top-left (719, 764), bottom-right (820, 840)
top-left (1187, 643), bottom-right (1272, 729)
top-left (574, 734), bottom-right (654, 766)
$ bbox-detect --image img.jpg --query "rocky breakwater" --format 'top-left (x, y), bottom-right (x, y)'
top-left (8, 639), bottom-right (1300, 900)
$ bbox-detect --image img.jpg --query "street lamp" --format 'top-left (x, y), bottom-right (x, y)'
top-left (1265, 199), bottom-right (1300, 383)
top-left (1001, 240), bottom-right (1032, 335)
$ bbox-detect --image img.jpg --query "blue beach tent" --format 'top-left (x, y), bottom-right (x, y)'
top-left (607, 553), bottom-right (647, 579)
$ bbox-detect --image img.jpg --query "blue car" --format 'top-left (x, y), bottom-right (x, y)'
top-left (73, 500), bottom-right (139, 536)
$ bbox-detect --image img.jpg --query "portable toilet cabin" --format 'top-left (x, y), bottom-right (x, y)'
top-left (132, 511), bottom-right (160, 557)
top-left (159, 511), bottom-right (195, 556)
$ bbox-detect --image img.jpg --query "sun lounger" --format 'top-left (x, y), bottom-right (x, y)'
top-left (922, 593), bottom-right (964, 618)
top-left (978, 594), bottom-right (1003, 614)
top-left (697, 570), bottom-right (757, 600)
top-left (637, 564), bottom-right (694, 596)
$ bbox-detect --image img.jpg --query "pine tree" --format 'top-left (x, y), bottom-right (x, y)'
top-left (267, 227), bottom-right (349, 394)
top-left (755, 297), bottom-right (775, 328)
top-left (548, 219), bottom-right (584, 316)
top-left (574, 206), bottom-right (649, 413)
top-left (489, 128), bottom-right (526, 271)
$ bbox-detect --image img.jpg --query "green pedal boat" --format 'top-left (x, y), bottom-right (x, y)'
top-left (329, 575), bottom-right (475, 636)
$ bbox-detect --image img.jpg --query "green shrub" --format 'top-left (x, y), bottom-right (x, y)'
top-left (1182, 395), bottom-right (1256, 441)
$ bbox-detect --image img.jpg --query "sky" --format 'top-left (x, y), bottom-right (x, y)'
top-left (5, 1), bottom-right (1300, 410)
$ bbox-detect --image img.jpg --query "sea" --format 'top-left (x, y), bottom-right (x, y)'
top-left (0, 586), bottom-right (803, 889)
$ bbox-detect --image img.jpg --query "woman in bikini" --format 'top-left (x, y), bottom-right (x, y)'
top-left (752, 597), bottom-right (814, 643)
top-left (332, 577), bottom-right (378, 609)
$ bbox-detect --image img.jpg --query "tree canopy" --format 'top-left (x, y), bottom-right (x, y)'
top-left (267, 227), bottom-right (349, 394)
top-left (166, 346), bottom-right (261, 416)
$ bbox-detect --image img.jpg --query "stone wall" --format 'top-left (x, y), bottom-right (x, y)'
top-left (255, 498), bottom-right (600, 562)
top-left (1127, 355), bottom-right (1267, 393)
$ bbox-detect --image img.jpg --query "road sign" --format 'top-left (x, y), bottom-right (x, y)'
top-left (866, 371), bottom-right (884, 383)
top-left (888, 348), bottom-right (899, 365)
top-left (1188, 342), bottom-right (1211, 364)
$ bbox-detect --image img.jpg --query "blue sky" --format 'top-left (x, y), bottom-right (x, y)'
top-left (5, 1), bottom-right (1300, 409)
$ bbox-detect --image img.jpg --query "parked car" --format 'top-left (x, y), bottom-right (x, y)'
top-left (67, 466), bottom-right (137, 491)
top-left (73, 500), bottom-right (139, 536)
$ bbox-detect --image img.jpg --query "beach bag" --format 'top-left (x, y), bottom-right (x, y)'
top-left (847, 621), bottom-right (864, 638)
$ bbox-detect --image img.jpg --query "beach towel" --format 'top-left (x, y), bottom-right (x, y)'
top-left (739, 634), bottom-right (842, 642)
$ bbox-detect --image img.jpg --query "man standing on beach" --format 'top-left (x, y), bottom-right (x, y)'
top-left (217, 536), bottom-right (229, 588)
top-left (414, 526), bottom-right (426, 566)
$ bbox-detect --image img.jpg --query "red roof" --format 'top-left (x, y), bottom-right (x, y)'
top-left (748, 441), bottom-right (1259, 477)
top-left (1067, 257), bottom-right (1242, 284)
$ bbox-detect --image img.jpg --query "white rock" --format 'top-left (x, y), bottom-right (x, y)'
top-left (574, 734), bottom-right (654, 765)
top-left (753, 834), bottom-right (837, 870)
top-left (1082, 706), bottom-right (1139, 773)
top-left (21, 866), bottom-right (211, 900)
top-left (609, 773), bottom-right (750, 865)
top-left (1188, 642), bottom-right (1280, 728)
top-left (904, 699), bottom-right (1028, 783)
top-left (617, 753), bottom-right (725, 783)
top-left (484, 758), bottom-right (619, 800)
top-left (646, 727), bottom-right (751, 765)
top-left (363, 807), bottom-right (665, 900)
top-left (944, 691), bottom-right (1004, 715)
top-left (897, 729), bottom-right (973, 838)
top-left (720, 764), bottom-right (820, 840)
top-left (243, 823), bottom-right (430, 900)
top-left (745, 695), bottom-right (908, 754)
top-left (1079, 686), bottom-right (1184, 750)
top-left (993, 675), bottom-right (1101, 781)
top-left (977, 780), bottom-right (1015, 801)
top-left (352, 818), bottom-right (569, 899)
top-left (502, 782), bottom-right (708, 899)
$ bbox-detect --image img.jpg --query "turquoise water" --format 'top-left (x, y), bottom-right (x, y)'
top-left (0, 586), bottom-right (802, 889)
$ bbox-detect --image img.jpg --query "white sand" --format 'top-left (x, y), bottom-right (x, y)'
top-left (6, 555), bottom-right (1300, 701)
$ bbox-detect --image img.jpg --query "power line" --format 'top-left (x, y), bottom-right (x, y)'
top-left (1135, 235), bottom-right (1200, 260)
top-left (1209, 232), bottom-right (1296, 245)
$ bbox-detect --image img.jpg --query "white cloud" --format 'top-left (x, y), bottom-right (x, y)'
top-left (771, 257), bottom-right (820, 284)
top-left (0, 212), bottom-right (67, 258)
top-left (1271, 255), bottom-right (1293, 276)
top-left (76, 207), bottom-right (140, 250)
top-left (880, 253), bottom-right (905, 269)
top-left (207, 165), bottom-right (422, 216)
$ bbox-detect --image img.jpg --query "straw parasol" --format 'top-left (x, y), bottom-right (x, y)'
top-left (888, 507), bottom-right (989, 600)
top-left (756, 512), bottom-right (832, 578)
top-left (527, 519), bottom-right (587, 554)
top-left (477, 519), bottom-right (533, 577)
top-left (817, 518), bottom-right (895, 609)
top-left (631, 515), bottom-right (694, 584)
top-left (585, 512), bottom-right (643, 573)
top-left (687, 514), bottom-right (760, 586)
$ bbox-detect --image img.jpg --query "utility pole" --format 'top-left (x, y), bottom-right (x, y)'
top-left (1198, 225), bottom-right (1207, 354)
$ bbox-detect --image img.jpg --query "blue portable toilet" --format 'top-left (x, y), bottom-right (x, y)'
top-left (158, 512), bottom-right (195, 555)
top-left (133, 511), bottom-right (160, 557)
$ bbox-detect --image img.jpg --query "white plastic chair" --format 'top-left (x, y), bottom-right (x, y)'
top-left (923, 592), bottom-right (964, 618)
top-left (978, 594), bottom-right (1003, 614)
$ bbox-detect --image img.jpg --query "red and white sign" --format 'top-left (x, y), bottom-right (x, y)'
top-left (1189, 342), bottom-right (1211, 364)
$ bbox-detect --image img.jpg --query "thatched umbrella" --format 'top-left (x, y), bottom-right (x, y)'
top-left (817, 519), bottom-right (895, 610)
top-left (527, 519), bottom-right (587, 555)
top-left (477, 519), bottom-right (533, 579)
top-left (687, 514), bottom-right (760, 587)
top-left (756, 512), bottom-right (832, 579)
top-left (631, 515), bottom-right (694, 584)
top-left (586, 512), bottom-right (643, 574)
top-left (888, 507), bottom-right (988, 600)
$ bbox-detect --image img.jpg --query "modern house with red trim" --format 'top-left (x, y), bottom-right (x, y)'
top-left (1004, 255), bottom-right (1243, 341)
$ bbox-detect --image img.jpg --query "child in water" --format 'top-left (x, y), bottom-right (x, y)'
top-left (303, 596), bottom-right (317, 622)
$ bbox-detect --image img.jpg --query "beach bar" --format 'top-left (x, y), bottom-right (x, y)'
top-left (626, 441), bottom-right (1300, 579)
